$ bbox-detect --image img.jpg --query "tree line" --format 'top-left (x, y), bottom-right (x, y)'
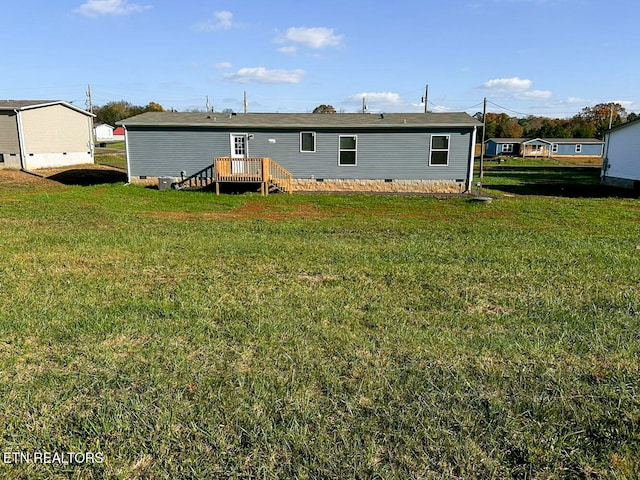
top-left (93, 101), bottom-right (165, 127)
top-left (476, 103), bottom-right (636, 140)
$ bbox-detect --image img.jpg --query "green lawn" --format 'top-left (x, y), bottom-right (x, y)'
top-left (95, 152), bottom-right (127, 170)
top-left (0, 168), bottom-right (638, 478)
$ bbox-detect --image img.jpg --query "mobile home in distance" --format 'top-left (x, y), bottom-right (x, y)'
top-left (485, 137), bottom-right (604, 159)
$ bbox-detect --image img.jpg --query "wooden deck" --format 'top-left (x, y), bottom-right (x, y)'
top-left (175, 157), bottom-right (293, 195)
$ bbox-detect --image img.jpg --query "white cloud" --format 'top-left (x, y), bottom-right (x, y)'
top-left (223, 67), bottom-right (306, 84)
top-left (214, 62), bottom-right (232, 69)
top-left (343, 92), bottom-right (424, 113)
top-left (194, 11), bottom-right (235, 31)
top-left (75, 0), bottom-right (150, 17)
top-left (277, 46), bottom-right (298, 56)
top-left (479, 76), bottom-right (552, 100)
top-left (278, 27), bottom-right (343, 49)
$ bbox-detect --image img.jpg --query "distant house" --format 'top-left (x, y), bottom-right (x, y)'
top-left (95, 123), bottom-right (114, 142)
top-left (113, 126), bottom-right (125, 141)
top-left (485, 137), bottom-right (604, 159)
top-left (118, 112), bottom-right (482, 193)
top-left (601, 118), bottom-right (640, 190)
top-left (0, 100), bottom-right (94, 170)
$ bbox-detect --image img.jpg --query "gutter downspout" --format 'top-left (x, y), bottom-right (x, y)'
top-left (466, 126), bottom-right (477, 192)
top-left (88, 115), bottom-right (95, 163)
top-left (14, 109), bottom-right (27, 170)
top-left (601, 132), bottom-right (610, 181)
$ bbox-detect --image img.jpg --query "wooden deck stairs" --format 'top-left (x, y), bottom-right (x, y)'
top-left (174, 157), bottom-right (293, 195)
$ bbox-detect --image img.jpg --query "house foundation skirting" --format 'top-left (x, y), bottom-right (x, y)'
top-left (292, 179), bottom-right (465, 193)
top-left (133, 176), bottom-right (466, 193)
top-left (601, 175), bottom-right (640, 190)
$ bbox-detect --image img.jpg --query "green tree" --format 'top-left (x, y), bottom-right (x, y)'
top-left (312, 104), bottom-right (336, 113)
top-left (575, 102), bottom-right (627, 138)
top-left (95, 100), bottom-right (165, 125)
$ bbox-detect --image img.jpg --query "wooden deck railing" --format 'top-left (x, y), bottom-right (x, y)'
top-left (175, 157), bottom-right (293, 195)
top-left (266, 157), bottom-right (293, 194)
top-left (214, 157), bottom-right (292, 194)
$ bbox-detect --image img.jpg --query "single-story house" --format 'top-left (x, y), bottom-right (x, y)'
top-left (0, 100), bottom-right (94, 170)
top-left (118, 112), bottom-right (482, 193)
top-left (95, 123), bottom-right (115, 142)
top-left (485, 137), bottom-right (604, 158)
top-left (601, 118), bottom-right (640, 190)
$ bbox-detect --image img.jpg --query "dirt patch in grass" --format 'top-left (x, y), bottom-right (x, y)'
top-left (141, 201), bottom-right (332, 221)
top-left (0, 170), bottom-right (62, 189)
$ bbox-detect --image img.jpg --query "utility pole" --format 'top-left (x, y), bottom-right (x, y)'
top-left (362, 96), bottom-right (367, 114)
top-left (422, 84), bottom-right (429, 113)
top-left (206, 96), bottom-right (210, 112)
top-left (480, 97), bottom-right (487, 181)
top-left (243, 91), bottom-right (247, 113)
top-left (608, 103), bottom-right (614, 131)
top-left (85, 84), bottom-right (93, 113)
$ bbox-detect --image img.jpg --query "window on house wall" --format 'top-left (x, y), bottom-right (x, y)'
top-left (300, 131), bottom-right (316, 152)
top-left (552, 144), bottom-right (559, 153)
top-left (338, 135), bottom-right (357, 166)
top-left (502, 143), bottom-right (514, 153)
top-left (575, 144), bottom-right (582, 153)
top-left (430, 135), bottom-right (449, 165)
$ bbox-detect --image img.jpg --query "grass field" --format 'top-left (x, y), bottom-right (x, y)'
top-left (0, 165), bottom-right (638, 478)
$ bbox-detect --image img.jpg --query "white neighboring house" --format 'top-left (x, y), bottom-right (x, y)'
top-left (601, 118), bottom-right (640, 190)
top-left (0, 100), bottom-right (94, 170)
top-left (95, 123), bottom-right (115, 142)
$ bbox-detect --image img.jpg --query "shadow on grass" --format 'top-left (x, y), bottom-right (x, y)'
top-left (47, 169), bottom-right (128, 186)
top-left (483, 167), bottom-right (638, 199)
top-left (146, 182), bottom-right (264, 195)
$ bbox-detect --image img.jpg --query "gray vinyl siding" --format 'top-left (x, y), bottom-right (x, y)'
top-left (553, 143), bottom-right (603, 156)
top-left (127, 126), bottom-right (473, 181)
top-left (127, 127), bottom-right (230, 177)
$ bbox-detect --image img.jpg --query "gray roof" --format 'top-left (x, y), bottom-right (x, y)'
top-left (0, 99), bottom-right (94, 117)
top-left (118, 111), bottom-right (482, 129)
top-left (605, 117), bottom-right (640, 134)
top-left (486, 137), bottom-right (603, 144)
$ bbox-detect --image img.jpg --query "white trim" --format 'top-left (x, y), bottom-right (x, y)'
top-left (300, 131), bottom-right (316, 153)
top-left (15, 110), bottom-right (27, 170)
top-left (338, 135), bottom-right (357, 166)
top-left (124, 127), bottom-right (132, 183)
top-left (467, 126), bottom-right (476, 192)
top-left (429, 134), bottom-right (450, 166)
top-left (575, 144), bottom-right (582, 153)
top-left (16, 101), bottom-right (95, 117)
top-left (230, 133), bottom-right (248, 158)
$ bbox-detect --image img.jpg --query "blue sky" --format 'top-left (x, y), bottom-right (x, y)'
top-left (2, 0), bottom-right (639, 117)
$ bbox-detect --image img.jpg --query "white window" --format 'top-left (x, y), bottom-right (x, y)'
top-left (338, 135), bottom-right (357, 166)
top-left (300, 131), bottom-right (316, 153)
top-left (575, 144), bottom-right (582, 153)
top-left (502, 143), bottom-right (514, 153)
top-left (552, 144), bottom-right (559, 153)
top-left (430, 135), bottom-right (450, 166)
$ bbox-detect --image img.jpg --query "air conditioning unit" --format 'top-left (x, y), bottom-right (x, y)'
top-left (158, 177), bottom-right (177, 190)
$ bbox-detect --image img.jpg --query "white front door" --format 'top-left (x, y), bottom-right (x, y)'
top-left (230, 134), bottom-right (247, 174)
